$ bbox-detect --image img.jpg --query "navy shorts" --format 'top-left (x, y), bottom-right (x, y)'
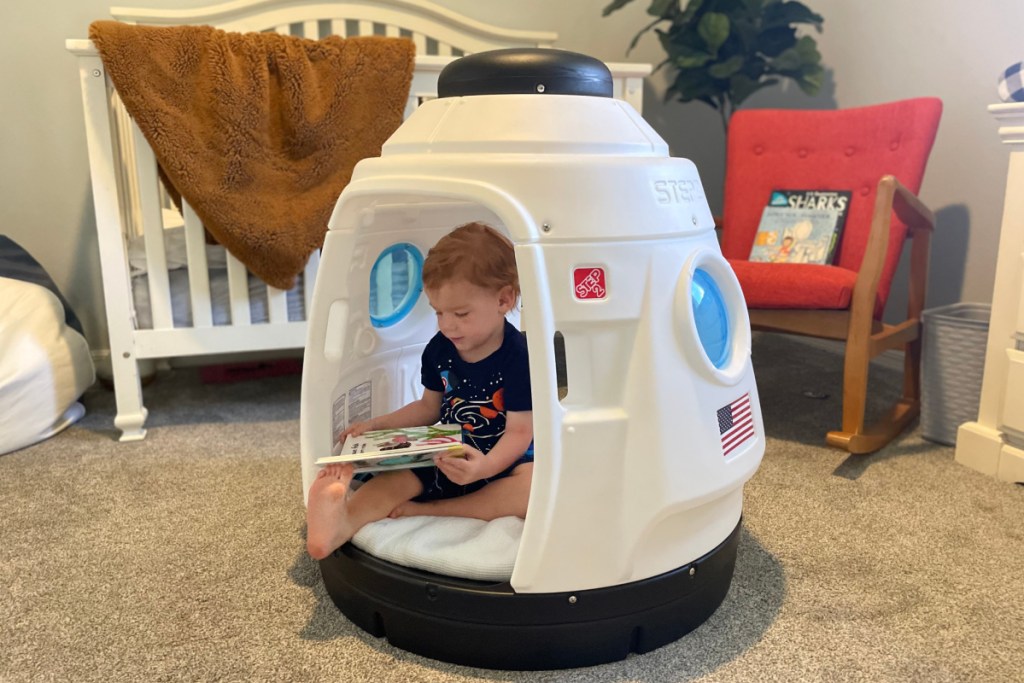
top-left (411, 454), bottom-right (533, 502)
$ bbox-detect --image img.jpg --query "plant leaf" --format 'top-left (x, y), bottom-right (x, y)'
top-left (657, 27), bottom-right (676, 56)
top-left (602, 0), bottom-right (638, 17)
top-left (708, 55), bottom-right (745, 79)
top-left (647, 0), bottom-right (675, 18)
top-left (763, 1), bottom-right (824, 30)
top-left (755, 25), bottom-right (797, 56)
top-left (698, 12), bottom-right (731, 54)
top-left (673, 43), bottom-right (715, 68)
top-left (793, 34), bottom-right (821, 64)
top-left (730, 74), bottom-right (778, 106)
top-left (680, 0), bottom-right (707, 24)
top-left (797, 64), bottom-right (824, 94)
top-left (771, 45), bottom-right (803, 71)
top-left (674, 67), bottom-right (724, 102)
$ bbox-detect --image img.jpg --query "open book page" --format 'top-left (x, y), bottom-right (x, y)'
top-left (315, 424), bottom-right (463, 472)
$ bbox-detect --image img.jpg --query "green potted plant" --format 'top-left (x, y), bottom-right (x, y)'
top-left (603, 0), bottom-right (825, 130)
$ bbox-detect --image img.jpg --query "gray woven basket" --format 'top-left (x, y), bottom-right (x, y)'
top-left (921, 303), bottom-right (991, 445)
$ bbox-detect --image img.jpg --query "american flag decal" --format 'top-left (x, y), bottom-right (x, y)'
top-left (718, 393), bottom-right (754, 457)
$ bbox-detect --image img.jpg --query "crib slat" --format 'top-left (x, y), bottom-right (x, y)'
top-left (412, 33), bottom-right (427, 55)
top-left (226, 251), bottom-right (251, 326)
top-left (267, 284), bottom-right (289, 324)
top-left (385, 24), bottom-right (400, 38)
top-left (182, 202), bottom-right (213, 327)
top-left (112, 93), bottom-right (143, 240)
top-left (304, 249), bottom-right (320, 316)
top-left (302, 20), bottom-right (317, 39)
top-left (358, 20), bottom-right (373, 37)
top-left (130, 121), bottom-right (174, 330)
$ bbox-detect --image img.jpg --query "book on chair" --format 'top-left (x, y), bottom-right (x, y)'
top-left (315, 424), bottom-right (464, 472)
top-left (748, 190), bottom-right (852, 265)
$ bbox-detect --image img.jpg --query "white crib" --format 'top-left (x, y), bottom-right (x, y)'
top-left (66, 0), bottom-right (650, 441)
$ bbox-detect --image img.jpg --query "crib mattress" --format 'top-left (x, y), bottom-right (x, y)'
top-left (127, 220), bottom-right (306, 328)
top-left (131, 268), bottom-right (306, 329)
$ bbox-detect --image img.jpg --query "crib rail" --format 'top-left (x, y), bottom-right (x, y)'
top-left (109, 0), bottom-right (558, 50)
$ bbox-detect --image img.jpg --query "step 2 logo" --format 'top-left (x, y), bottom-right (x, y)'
top-left (573, 267), bottom-right (607, 300)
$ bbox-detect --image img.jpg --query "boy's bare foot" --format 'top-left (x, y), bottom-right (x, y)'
top-left (306, 464), bottom-right (356, 559)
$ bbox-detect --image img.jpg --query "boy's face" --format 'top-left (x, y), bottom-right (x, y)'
top-left (425, 279), bottom-right (515, 363)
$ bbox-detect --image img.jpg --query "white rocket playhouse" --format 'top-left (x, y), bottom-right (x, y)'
top-left (300, 49), bottom-right (764, 670)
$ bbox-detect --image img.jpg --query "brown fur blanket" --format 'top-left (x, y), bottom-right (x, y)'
top-left (90, 21), bottom-right (415, 290)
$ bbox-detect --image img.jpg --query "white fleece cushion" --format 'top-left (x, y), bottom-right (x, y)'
top-left (351, 515), bottom-right (523, 582)
top-left (0, 277), bottom-right (94, 455)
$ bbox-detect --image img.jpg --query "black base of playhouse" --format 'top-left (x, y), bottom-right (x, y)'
top-left (319, 519), bottom-right (742, 671)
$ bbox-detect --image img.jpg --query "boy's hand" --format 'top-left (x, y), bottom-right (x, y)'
top-left (338, 419), bottom-right (376, 445)
top-left (434, 444), bottom-right (487, 485)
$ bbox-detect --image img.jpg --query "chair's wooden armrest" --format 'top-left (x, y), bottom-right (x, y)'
top-left (891, 177), bottom-right (935, 235)
top-left (849, 175), bottom-right (934, 327)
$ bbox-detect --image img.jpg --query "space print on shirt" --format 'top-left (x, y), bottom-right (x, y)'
top-left (420, 320), bottom-right (533, 460)
top-left (436, 365), bottom-right (508, 454)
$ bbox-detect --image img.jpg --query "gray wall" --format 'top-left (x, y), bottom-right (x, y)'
top-left (2, 0), bottom-right (1020, 351)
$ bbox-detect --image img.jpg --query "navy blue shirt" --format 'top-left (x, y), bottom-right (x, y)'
top-left (420, 320), bottom-right (532, 457)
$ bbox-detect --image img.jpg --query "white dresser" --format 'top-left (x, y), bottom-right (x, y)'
top-left (954, 103), bottom-right (1024, 483)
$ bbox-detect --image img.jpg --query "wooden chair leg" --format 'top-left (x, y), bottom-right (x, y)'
top-left (826, 334), bottom-right (921, 455)
top-left (903, 336), bottom-right (922, 405)
top-left (826, 332), bottom-right (871, 452)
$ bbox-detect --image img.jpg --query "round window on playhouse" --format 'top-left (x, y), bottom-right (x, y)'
top-left (369, 243), bottom-right (423, 328)
top-left (690, 268), bottom-right (731, 369)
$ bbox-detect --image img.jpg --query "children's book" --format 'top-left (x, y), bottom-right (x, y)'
top-left (315, 424), bottom-right (464, 472)
top-left (748, 190), bottom-right (852, 265)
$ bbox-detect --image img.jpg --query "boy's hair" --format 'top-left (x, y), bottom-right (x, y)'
top-left (422, 222), bottom-right (520, 299)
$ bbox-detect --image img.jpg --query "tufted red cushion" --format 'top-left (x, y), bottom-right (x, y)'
top-left (721, 98), bottom-right (942, 317)
top-left (727, 260), bottom-right (861, 310)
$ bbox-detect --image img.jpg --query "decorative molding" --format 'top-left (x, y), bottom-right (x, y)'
top-left (988, 103), bottom-right (1024, 145)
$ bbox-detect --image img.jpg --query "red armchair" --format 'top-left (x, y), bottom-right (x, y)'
top-left (720, 98), bottom-right (942, 453)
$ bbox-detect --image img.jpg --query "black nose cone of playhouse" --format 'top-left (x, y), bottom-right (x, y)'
top-left (437, 48), bottom-right (613, 98)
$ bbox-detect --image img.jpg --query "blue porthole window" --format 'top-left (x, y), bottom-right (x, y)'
top-left (369, 243), bottom-right (423, 328)
top-left (690, 268), bottom-right (731, 369)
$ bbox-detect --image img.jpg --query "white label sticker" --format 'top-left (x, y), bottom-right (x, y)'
top-left (348, 381), bottom-right (373, 426)
top-left (331, 392), bottom-right (347, 454)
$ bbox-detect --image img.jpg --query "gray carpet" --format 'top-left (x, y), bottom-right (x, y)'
top-left (2, 334), bottom-right (1022, 682)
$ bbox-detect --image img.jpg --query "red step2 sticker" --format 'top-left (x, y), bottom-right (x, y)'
top-left (573, 267), bottom-right (607, 300)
